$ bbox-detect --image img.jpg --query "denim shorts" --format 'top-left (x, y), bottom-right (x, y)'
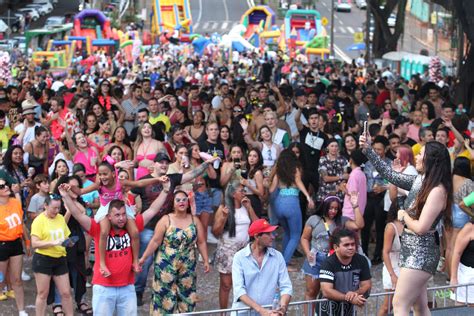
top-left (92, 284), bottom-right (137, 316)
top-left (195, 191), bottom-right (213, 215)
top-left (302, 251), bottom-right (328, 279)
top-left (209, 188), bottom-right (223, 209)
top-left (452, 204), bottom-right (470, 229)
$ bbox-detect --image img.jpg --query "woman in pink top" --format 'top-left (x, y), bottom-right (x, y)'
top-left (68, 131), bottom-right (99, 181)
top-left (134, 122), bottom-right (165, 180)
top-left (342, 149), bottom-right (368, 219)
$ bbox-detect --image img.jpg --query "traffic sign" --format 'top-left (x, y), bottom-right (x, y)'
top-left (354, 32), bottom-right (364, 43)
top-left (321, 17), bottom-right (328, 26)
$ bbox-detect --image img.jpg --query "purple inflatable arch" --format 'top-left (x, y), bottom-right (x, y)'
top-left (74, 9), bottom-right (107, 25)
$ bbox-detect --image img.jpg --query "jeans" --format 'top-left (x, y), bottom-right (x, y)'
top-left (92, 284), bottom-right (137, 316)
top-left (273, 190), bottom-right (302, 264)
top-left (134, 228), bottom-right (154, 294)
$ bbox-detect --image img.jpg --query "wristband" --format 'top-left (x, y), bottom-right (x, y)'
top-left (463, 192), bottom-right (474, 207)
top-left (25, 239), bottom-right (31, 247)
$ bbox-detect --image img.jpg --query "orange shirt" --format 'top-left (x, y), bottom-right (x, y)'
top-left (0, 198), bottom-right (24, 241)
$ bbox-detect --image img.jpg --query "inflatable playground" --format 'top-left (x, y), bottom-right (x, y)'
top-left (151, 0), bottom-right (193, 42)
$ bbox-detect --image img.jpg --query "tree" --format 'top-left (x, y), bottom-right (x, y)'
top-left (368, 0), bottom-right (408, 58)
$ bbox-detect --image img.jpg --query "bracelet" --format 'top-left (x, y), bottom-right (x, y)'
top-left (352, 205), bottom-right (359, 209)
top-left (162, 189), bottom-right (170, 194)
top-left (25, 239), bottom-right (31, 247)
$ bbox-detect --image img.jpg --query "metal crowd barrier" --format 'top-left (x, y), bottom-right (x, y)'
top-left (187, 283), bottom-right (474, 315)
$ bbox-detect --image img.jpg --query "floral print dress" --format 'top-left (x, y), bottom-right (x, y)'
top-left (151, 215), bottom-right (198, 315)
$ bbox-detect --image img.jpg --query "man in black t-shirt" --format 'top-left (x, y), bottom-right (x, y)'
top-left (198, 121), bottom-right (225, 211)
top-left (295, 108), bottom-right (328, 194)
top-left (320, 229), bottom-right (372, 316)
top-left (132, 151), bottom-right (218, 305)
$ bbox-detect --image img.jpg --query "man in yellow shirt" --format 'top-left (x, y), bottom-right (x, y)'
top-left (148, 98), bottom-right (170, 133)
top-left (412, 127), bottom-right (434, 157)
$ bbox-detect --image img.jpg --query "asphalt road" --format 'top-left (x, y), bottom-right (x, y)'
top-left (190, 0), bottom-right (251, 35)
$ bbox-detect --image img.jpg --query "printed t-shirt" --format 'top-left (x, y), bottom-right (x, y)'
top-left (31, 212), bottom-right (70, 258)
top-left (87, 214), bottom-right (145, 287)
top-left (0, 198), bottom-right (24, 241)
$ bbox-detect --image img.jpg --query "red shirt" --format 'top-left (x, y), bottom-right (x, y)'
top-left (87, 215), bottom-right (144, 287)
top-left (375, 90), bottom-right (390, 107)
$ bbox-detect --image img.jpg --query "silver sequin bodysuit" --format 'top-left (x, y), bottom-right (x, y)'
top-left (364, 147), bottom-right (441, 274)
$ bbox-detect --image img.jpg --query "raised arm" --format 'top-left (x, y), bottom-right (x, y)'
top-left (59, 184), bottom-right (92, 231)
top-left (141, 180), bottom-right (171, 225)
top-left (181, 161), bottom-right (212, 184)
top-left (360, 134), bottom-right (415, 190)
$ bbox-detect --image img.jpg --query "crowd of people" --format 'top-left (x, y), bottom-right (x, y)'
top-left (0, 31), bottom-right (473, 316)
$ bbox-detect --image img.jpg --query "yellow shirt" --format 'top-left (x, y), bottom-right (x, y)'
top-left (149, 114), bottom-right (171, 132)
top-left (412, 143), bottom-right (422, 157)
top-left (0, 127), bottom-right (13, 152)
top-left (31, 212), bottom-right (70, 258)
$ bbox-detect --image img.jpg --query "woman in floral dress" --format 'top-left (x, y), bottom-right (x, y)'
top-left (138, 190), bottom-right (209, 315)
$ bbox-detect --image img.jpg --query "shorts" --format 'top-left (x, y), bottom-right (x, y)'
top-left (209, 188), bottom-right (223, 209)
top-left (195, 191), bottom-right (213, 215)
top-left (215, 239), bottom-right (248, 274)
top-left (0, 238), bottom-right (24, 261)
top-left (302, 251), bottom-right (328, 279)
top-left (452, 204), bottom-right (470, 229)
top-left (94, 204), bottom-right (135, 222)
top-left (382, 264), bottom-right (400, 290)
top-left (32, 253), bottom-right (68, 276)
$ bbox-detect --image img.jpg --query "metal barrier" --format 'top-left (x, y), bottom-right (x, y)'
top-left (187, 283), bottom-right (474, 315)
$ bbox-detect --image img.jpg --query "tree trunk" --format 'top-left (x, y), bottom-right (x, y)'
top-left (368, 0), bottom-right (408, 58)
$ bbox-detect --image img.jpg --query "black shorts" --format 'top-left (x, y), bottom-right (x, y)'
top-left (0, 238), bottom-right (24, 261)
top-left (32, 253), bottom-right (68, 276)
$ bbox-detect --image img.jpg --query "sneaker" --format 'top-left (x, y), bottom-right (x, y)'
top-left (5, 290), bottom-right (15, 299)
top-left (19, 310), bottom-right (28, 316)
top-left (86, 281), bottom-right (92, 288)
top-left (0, 293), bottom-right (7, 301)
top-left (136, 292), bottom-right (144, 307)
top-left (21, 271), bottom-right (31, 281)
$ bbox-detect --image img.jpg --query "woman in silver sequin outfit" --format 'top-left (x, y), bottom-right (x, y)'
top-left (360, 136), bottom-right (452, 316)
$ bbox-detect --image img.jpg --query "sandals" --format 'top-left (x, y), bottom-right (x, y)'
top-left (77, 302), bottom-right (93, 315)
top-left (52, 305), bottom-right (65, 316)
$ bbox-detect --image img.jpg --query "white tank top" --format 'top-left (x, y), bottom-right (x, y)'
top-left (222, 206), bottom-right (251, 243)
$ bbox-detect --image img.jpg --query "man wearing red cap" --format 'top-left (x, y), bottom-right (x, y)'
top-left (231, 219), bottom-right (292, 315)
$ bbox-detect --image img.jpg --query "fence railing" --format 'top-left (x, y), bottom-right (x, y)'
top-left (187, 283), bottom-right (474, 315)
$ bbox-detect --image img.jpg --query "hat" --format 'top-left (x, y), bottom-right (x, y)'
top-left (248, 219), bottom-right (278, 237)
top-left (153, 152), bottom-right (171, 163)
top-left (21, 100), bottom-right (37, 115)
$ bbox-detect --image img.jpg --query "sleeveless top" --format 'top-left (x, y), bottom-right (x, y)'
top-left (99, 180), bottom-right (123, 206)
top-left (272, 128), bottom-right (286, 147)
top-left (387, 222), bottom-right (401, 267)
top-left (27, 143), bottom-right (47, 173)
top-left (73, 148), bottom-right (97, 176)
top-left (262, 142), bottom-right (278, 167)
top-left (222, 206), bottom-right (251, 243)
top-left (460, 240), bottom-right (474, 268)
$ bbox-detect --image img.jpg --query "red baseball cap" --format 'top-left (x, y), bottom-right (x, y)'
top-left (248, 219), bottom-right (278, 237)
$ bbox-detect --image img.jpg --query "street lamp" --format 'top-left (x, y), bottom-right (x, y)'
top-left (330, 0), bottom-right (335, 58)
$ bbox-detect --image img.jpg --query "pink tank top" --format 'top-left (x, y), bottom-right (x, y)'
top-left (73, 148), bottom-right (97, 176)
top-left (99, 179), bottom-right (123, 206)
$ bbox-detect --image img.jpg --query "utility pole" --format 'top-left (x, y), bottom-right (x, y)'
top-left (330, 0), bottom-right (335, 58)
top-left (365, 1), bottom-right (371, 63)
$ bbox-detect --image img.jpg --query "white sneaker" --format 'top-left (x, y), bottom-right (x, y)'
top-left (19, 311), bottom-right (28, 316)
top-left (86, 282), bottom-right (91, 288)
top-left (21, 271), bottom-right (31, 281)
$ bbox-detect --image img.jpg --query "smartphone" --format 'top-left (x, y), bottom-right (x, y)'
top-left (363, 120), bottom-right (368, 137)
top-left (62, 236), bottom-right (79, 248)
top-left (234, 158), bottom-right (241, 170)
top-left (241, 169), bottom-right (248, 179)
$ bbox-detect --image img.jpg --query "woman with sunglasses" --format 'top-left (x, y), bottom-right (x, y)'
top-left (300, 194), bottom-right (363, 310)
top-left (139, 190), bottom-right (209, 315)
top-left (212, 182), bottom-right (259, 309)
top-left (31, 193), bottom-right (74, 316)
top-left (0, 178), bottom-right (30, 316)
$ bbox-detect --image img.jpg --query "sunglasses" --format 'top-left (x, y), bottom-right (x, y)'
top-left (175, 197), bottom-right (189, 203)
top-left (49, 193), bottom-right (62, 200)
top-left (233, 109), bottom-right (242, 113)
top-left (0, 183), bottom-right (9, 190)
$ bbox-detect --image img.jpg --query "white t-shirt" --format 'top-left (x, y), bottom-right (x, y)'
top-left (222, 206), bottom-right (251, 243)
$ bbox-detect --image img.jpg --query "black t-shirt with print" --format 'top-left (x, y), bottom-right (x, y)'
top-left (299, 126), bottom-right (328, 172)
top-left (131, 173), bottom-right (182, 230)
top-left (198, 140), bottom-right (225, 189)
top-left (319, 253), bottom-right (371, 316)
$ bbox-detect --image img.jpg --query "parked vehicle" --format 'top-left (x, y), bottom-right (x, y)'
top-left (0, 14), bottom-right (23, 33)
top-left (44, 16), bottom-right (65, 28)
top-left (26, 3), bottom-right (54, 16)
top-left (355, 0), bottom-right (367, 9)
top-left (17, 8), bottom-right (40, 22)
top-left (335, 0), bottom-right (352, 13)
